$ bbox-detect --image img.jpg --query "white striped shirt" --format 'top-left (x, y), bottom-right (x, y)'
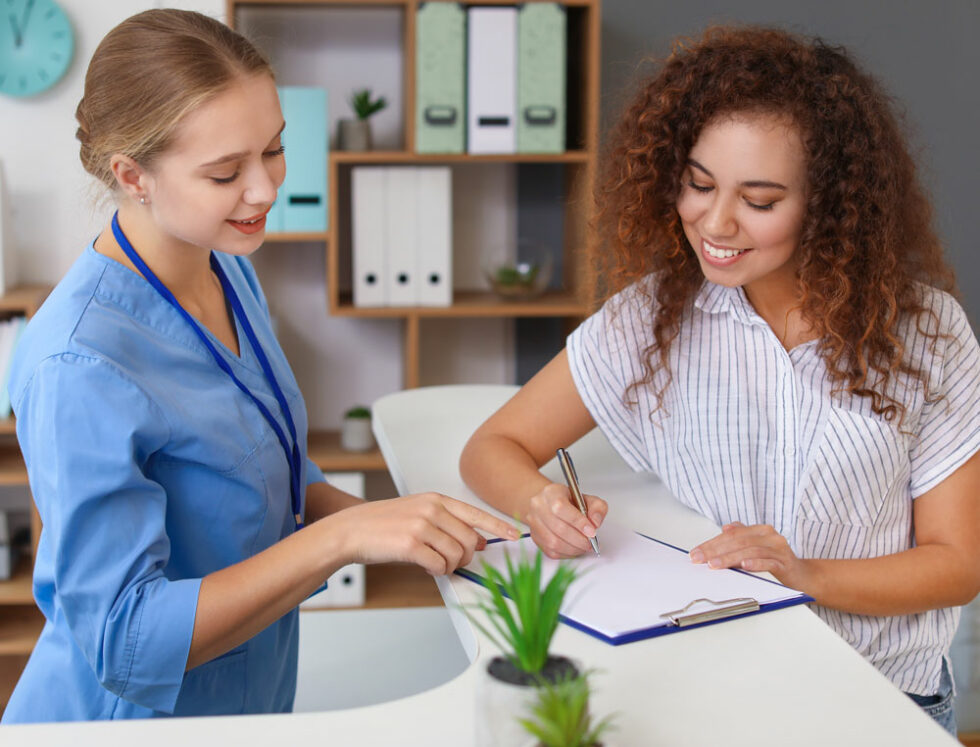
top-left (567, 278), bottom-right (980, 696)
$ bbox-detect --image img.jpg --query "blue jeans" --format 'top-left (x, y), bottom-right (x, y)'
top-left (905, 659), bottom-right (956, 738)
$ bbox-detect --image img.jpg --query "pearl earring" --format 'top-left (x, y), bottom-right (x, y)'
top-left (139, 196), bottom-right (146, 205)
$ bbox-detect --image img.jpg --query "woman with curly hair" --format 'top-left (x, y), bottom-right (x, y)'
top-left (460, 26), bottom-right (979, 734)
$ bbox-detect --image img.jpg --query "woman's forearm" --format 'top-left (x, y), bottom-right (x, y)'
top-left (803, 544), bottom-right (980, 616)
top-left (304, 479), bottom-right (364, 523)
top-left (187, 517), bottom-right (345, 670)
top-left (460, 432), bottom-right (553, 521)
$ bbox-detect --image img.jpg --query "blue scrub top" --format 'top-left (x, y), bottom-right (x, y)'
top-left (2, 243), bottom-right (326, 722)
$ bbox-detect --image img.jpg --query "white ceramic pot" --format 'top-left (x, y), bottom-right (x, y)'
top-left (340, 417), bottom-right (375, 452)
top-left (475, 656), bottom-right (581, 747)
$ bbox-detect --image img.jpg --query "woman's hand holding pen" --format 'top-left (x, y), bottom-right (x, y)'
top-left (690, 522), bottom-right (815, 592)
top-left (526, 483), bottom-right (607, 559)
top-left (328, 493), bottom-right (520, 576)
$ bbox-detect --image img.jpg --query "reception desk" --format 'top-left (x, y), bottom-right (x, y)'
top-left (0, 385), bottom-right (956, 745)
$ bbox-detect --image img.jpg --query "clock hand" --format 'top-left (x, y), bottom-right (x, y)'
top-left (19, 0), bottom-right (36, 36)
top-left (8, 14), bottom-right (22, 48)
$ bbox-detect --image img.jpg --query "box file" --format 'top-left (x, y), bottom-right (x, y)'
top-left (277, 87), bottom-right (328, 232)
top-left (467, 7), bottom-right (517, 154)
top-left (385, 167), bottom-right (420, 306)
top-left (416, 2), bottom-right (466, 154)
top-left (517, 3), bottom-right (566, 154)
top-left (301, 473), bottom-right (366, 608)
top-left (416, 167), bottom-right (453, 306)
top-left (352, 167), bottom-right (388, 307)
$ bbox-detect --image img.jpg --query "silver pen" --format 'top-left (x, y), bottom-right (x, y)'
top-left (556, 448), bottom-right (600, 556)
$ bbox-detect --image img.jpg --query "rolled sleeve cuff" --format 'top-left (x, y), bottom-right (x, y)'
top-left (119, 576), bottom-right (202, 714)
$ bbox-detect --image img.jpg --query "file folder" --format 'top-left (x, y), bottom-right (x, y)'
top-left (517, 3), bottom-right (566, 154)
top-left (458, 520), bottom-right (813, 645)
top-left (416, 167), bottom-right (453, 306)
top-left (416, 2), bottom-right (466, 154)
top-left (385, 167), bottom-right (419, 306)
top-left (467, 7), bottom-right (517, 154)
top-left (278, 86), bottom-right (328, 232)
top-left (352, 167), bottom-right (388, 307)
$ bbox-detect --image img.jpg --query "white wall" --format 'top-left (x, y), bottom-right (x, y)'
top-left (0, 0), bottom-right (514, 434)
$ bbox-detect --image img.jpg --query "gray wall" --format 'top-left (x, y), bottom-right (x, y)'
top-left (600, 0), bottom-right (979, 329)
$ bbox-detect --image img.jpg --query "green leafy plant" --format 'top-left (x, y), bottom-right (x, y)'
top-left (468, 547), bottom-right (578, 675)
top-left (519, 670), bottom-right (616, 747)
top-left (344, 405), bottom-right (371, 419)
top-left (349, 88), bottom-right (387, 120)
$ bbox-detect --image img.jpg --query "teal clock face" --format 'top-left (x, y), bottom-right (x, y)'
top-left (0, 0), bottom-right (74, 98)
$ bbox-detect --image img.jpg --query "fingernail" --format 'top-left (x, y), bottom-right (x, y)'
top-left (708, 558), bottom-right (721, 569)
top-left (509, 527), bottom-right (521, 540)
top-left (690, 549), bottom-right (704, 563)
top-left (583, 524), bottom-right (595, 538)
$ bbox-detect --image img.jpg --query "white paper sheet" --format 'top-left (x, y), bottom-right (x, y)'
top-left (461, 520), bottom-right (809, 641)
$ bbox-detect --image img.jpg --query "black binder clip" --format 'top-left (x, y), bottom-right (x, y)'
top-left (661, 597), bottom-right (760, 627)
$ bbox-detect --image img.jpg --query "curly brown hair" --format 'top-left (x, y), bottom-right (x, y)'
top-left (593, 25), bottom-right (957, 425)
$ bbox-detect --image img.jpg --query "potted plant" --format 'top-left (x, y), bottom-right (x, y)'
top-left (519, 670), bottom-right (616, 747)
top-left (337, 88), bottom-right (387, 151)
top-left (467, 546), bottom-right (581, 746)
top-left (340, 405), bottom-right (375, 452)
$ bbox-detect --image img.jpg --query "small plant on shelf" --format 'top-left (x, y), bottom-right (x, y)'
top-left (340, 404), bottom-right (375, 452)
top-left (337, 89), bottom-right (388, 151)
top-left (348, 88), bottom-right (387, 121)
top-left (519, 669), bottom-right (616, 747)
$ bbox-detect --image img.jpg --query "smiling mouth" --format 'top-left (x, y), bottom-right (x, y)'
top-left (703, 240), bottom-right (750, 259)
top-left (229, 215), bottom-right (265, 225)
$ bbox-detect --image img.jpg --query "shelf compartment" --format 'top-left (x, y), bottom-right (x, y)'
top-left (0, 559), bottom-right (34, 606)
top-left (0, 605), bottom-right (44, 655)
top-left (331, 150), bottom-right (590, 165)
top-left (307, 429), bottom-right (386, 472)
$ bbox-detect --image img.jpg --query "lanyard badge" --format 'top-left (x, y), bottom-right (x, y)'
top-left (111, 212), bottom-right (304, 529)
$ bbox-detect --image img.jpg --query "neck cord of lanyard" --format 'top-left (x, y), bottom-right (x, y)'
top-left (111, 212), bottom-right (304, 530)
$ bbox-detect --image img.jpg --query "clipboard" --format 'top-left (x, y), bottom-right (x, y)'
top-left (456, 521), bottom-right (813, 645)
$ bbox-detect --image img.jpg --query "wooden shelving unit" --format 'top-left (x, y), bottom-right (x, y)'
top-left (0, 286), bottom-right (50, 671)
top-left (229, 0), bottom-right (601, 389)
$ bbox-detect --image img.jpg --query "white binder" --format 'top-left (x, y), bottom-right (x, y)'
top-left (352, 167), bottom-right (388, 307)
top-left (301, 472), bottom-right (366, 608)
top-left (416, 167), bottom-right (453, 307)
top-left (467, 7), bottom-right (517, 154)
top-left (385, 167), bottom-right (419, 306)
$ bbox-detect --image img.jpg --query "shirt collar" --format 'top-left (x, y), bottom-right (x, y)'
top-left (693, 281), bottom-right (761, 325)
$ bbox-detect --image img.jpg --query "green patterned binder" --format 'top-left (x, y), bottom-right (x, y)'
top-left (517, 3), bottom-right (566, 154)
top-left (416, 2), bottom-right (466, 154)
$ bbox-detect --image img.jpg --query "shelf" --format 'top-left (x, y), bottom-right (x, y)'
top-left (307, 430), bottom-right (386, 472)
top-left (0, 285), bottom-right (50, 318)
top-left (0, 605), bottom-right (44, 655)
top-left (0, 559), bottom-right (33, 606)
top-left (333, 290), bottom-right (589, 318)
top-left (0, 439), bottom-right (26, 486)
top-left (264, 231), bottom-right (329, 243)
top-left (302, 562), bottom-right (442, 612)
top-left (331, 150), bottom-right (590, 165)
top-left (231, 0), bottom-right (597, 7)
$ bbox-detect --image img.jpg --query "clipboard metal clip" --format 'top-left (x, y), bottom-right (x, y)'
top-left (661, 597), bottom-right (760, 627)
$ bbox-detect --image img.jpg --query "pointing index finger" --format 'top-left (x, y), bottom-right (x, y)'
top-left (444, 499), bottom-right (521, 541)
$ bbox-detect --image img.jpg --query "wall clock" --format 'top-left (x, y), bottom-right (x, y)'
top-left (0, 0), bottom-right (75, 98)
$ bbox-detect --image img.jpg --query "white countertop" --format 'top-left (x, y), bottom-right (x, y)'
top-left (1, 385), bottom-right (957, 745)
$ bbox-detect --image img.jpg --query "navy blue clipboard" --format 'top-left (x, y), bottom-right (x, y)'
top-left (456, 532), bottom-right (814, 646)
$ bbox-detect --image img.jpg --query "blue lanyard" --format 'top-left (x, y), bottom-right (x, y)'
top-left (111, 212), bottom-right (304, 530)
